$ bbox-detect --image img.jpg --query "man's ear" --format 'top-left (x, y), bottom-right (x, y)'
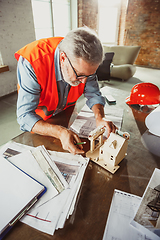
top-left (60, 52), bottom-right (66, 65)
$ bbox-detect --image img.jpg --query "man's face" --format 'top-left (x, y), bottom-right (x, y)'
top-left (60, 52), bottom-right (99, 86)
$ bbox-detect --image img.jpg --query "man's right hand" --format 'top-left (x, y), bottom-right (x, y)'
top-left (32, 120), bottom-right (84, 155)
top-left (59, 127), bottom-right (85, 155)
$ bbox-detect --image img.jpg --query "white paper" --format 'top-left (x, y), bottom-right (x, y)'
top-left (71, 119), bottom-right (87, 134)
top-left (8, 150), bottom-right (59, 207)
top-left (70, 104), bottom-right (123, 138)
top-left (145, 105), bottom-right (160, 137)
top-left (0, 140), bottom-right (33, 158)
top-left (0, 156), bottom-right (45, 234)
top-left (31, 146), bottom-right (69, 190)
top-left (102, 189), bottom-right (153, 240)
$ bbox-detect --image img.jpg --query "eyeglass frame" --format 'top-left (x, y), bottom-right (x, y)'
top-left (64, 52), bottom-right (96, 80)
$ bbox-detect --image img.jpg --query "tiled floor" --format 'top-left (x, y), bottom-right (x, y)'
top-left (0, 66), bottom-right (160, 147)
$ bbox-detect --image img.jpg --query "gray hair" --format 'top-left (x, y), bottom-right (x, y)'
top-left (59, 27), bottom-right (103, 65)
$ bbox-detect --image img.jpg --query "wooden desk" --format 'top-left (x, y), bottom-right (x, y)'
top-left (4, 86), bottom-right (160, 240)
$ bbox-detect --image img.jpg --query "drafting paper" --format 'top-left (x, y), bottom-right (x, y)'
top-left (70, 104), bottom-right (123, 138)
top-left (102, 189), bottom-right (153, 240)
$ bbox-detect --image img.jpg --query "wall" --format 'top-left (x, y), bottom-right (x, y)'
top-left (121, 0), bottom-right (160, 68)
top-left (78, 0), bottom-right (98, 32)
top-left (0, 0), bottom-right (35, 97)
top-left (118, 0), bottom-right (129, 45)
top-left (78, 0), bottom-right (160, 69)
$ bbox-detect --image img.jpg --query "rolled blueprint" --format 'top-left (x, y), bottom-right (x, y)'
top-left (145, 105), bottom-right (160, 137)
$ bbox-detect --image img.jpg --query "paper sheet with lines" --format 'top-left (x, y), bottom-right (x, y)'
top-left (102, 189), bottom-right (154, 240)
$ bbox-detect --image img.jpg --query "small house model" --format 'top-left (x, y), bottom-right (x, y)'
top-left (99, 132), bottom-right (128, 173)
top-left (86, 127), bottom-right (130, 174)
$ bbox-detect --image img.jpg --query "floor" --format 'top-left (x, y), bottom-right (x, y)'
top-left (0, 66), bottom-right (160, 147)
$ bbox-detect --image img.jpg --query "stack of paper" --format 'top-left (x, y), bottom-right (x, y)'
top-left (0, 141), bottom-right (89, 235)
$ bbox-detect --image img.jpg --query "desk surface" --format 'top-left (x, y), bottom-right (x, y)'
top-left (4, 86), bottom-right (160, 240)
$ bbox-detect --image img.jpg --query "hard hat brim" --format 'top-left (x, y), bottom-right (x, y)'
top-left (125, 96), bottom-right (133, 105)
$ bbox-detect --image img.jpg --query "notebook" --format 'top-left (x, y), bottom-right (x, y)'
top-left (0, 156), bottom-right (46, 239)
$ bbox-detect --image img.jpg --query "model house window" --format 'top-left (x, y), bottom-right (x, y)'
top-left (31, 0), bottom-right (77, 40)
top-left (98, 0), bottom-right (121, 45)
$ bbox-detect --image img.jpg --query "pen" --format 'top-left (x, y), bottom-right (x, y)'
top-left (76, 142), bottom-right (86, 145)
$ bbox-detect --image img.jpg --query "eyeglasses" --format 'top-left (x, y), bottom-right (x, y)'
top-left (65, 53), bottom-right (96, 80)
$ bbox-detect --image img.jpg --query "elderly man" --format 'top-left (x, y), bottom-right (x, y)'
top-left (15, 27), bottom-right (117, 154)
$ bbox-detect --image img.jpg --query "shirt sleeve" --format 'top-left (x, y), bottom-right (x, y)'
top-left (16, 56), bottom-right (42, 132)
top-left (84, 75), bottom-right (106, 109)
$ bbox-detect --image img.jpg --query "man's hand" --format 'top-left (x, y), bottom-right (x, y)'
top-left (91, 103), bottom-right (118, 138)
top-left (59, 127), bottom-right (85, 155)
top-left (96, 118), bottom-right (117, 138)
top-left (32, 120), bottom-right (84, 155)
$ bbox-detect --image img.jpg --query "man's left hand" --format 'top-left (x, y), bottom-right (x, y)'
top-left (96, 118), bottom-right (118, 138)
top-left (91, 103), bottom-right (118, 138)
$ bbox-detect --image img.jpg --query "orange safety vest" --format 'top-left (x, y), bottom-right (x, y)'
top-left (15, 37), bottom-right (85, 120)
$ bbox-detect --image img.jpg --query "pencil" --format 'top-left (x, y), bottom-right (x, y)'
top-left (76, 142), bottom-right (86, 145)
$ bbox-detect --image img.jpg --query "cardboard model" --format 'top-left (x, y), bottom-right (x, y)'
top-left (86, 127), bottom-right (130, 174)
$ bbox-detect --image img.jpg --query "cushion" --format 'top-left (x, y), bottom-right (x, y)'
top-left (103, 45), bottom-right (141, 65)
top-left (110, 64), bottom-right (136, 80)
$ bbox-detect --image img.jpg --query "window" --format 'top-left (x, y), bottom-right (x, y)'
top-left (98, 0), bottom-right (121, 45)
top-left (0, 51), bottom-right (3, 66)
top-left (0, 51), bottom-right (9, 73)
top-left (31, 0), bottom-right (77, 40)
top-left (31, 0), bottom-right (54, 40)
top-left (52, 0), bottom-right (71, 37)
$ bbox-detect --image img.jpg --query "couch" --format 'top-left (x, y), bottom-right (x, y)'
top-left (102, 45), bottom-right (141, 81)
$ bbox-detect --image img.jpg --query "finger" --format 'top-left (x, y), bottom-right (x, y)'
top-left (67, 134), bottom-right (85, 154)
top-left (72, 134), bottom-right (84, 150)
top-left (106, 121), bottom-right (117, 137)
top-left (111, 123), bottom-right (118, 133)
top-left (106, 127), bottom-right (111, 138)
top-left (68, 144), bottom-right (84, 155)
top-left (73, 133), bottom-right (82, 143)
